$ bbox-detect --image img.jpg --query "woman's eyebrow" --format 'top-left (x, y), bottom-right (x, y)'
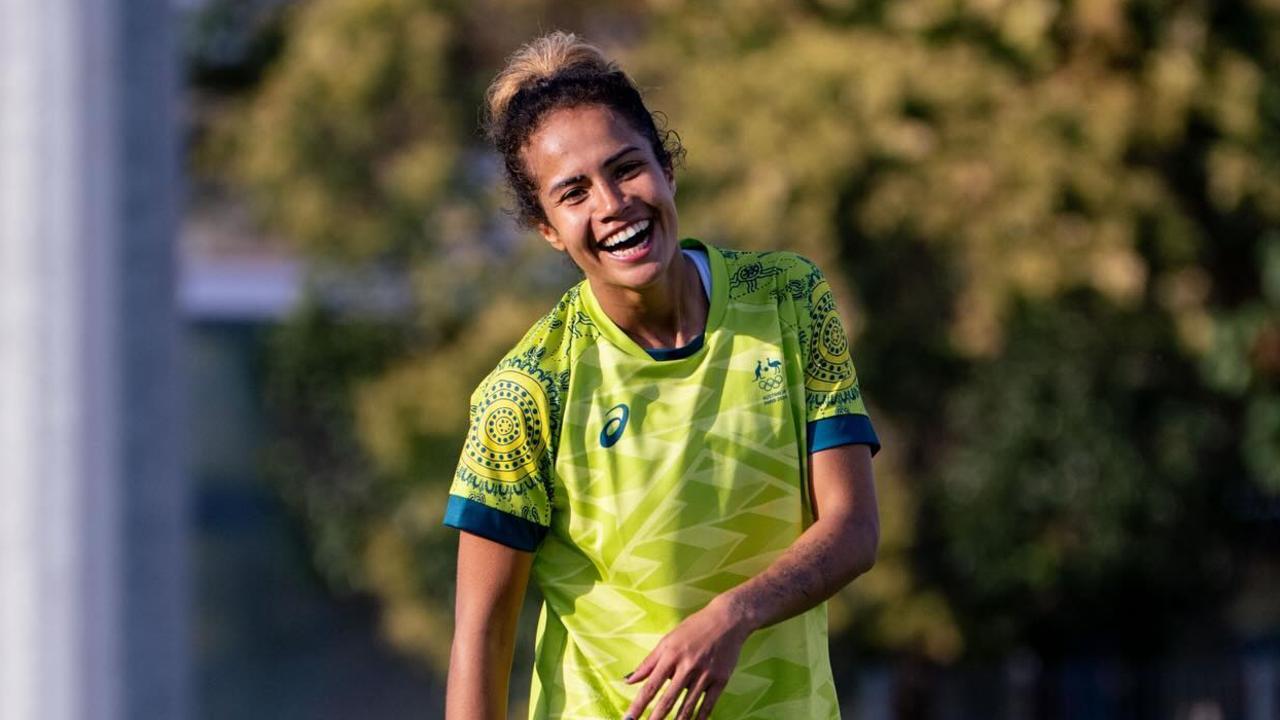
top-left (549, 174), bottom-right (586, 195)
top-left (548, 146), bottom-right (642, 195)
top-left (603, 145), bottom-right (640, 167)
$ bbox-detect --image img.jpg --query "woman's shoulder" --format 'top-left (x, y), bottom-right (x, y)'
top-left (710, 243), bottom-right (826, 303)
top-left (469, 282), bottom-right (596, 405)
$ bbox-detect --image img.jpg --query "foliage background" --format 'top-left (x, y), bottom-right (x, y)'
top-left (192, 0), bottom-right (1280, 699)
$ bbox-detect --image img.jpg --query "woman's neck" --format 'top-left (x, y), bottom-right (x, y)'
top-left (590, 251), bottom-right (708, 350)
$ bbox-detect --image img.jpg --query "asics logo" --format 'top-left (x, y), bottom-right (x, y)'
top-left (600, 403), bottom-right (630, 448)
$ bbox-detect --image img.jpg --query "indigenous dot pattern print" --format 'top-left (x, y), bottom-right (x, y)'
top-left (446, 240), bottom-right (875, 719)
top-left (463, 370), bottom-right (549, 483)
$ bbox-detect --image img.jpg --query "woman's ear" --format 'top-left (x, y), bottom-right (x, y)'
top-left (538, 221), bottom-right (566, 252)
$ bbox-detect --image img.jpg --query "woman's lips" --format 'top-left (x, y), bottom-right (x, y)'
top-left (603, 232), bottom-right (653, 262)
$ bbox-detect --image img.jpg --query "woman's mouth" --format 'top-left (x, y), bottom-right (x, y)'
top-left (598, 219), bottom-right (653, 259)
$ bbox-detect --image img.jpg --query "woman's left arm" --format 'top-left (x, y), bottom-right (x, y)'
top-left (624, 442), bottom-right (879, 720)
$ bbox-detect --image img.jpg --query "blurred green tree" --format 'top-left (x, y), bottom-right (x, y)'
top-left (633, 0), bottom-right (1280, 657)
top-left (206, 0), bottom-right (1280, 673)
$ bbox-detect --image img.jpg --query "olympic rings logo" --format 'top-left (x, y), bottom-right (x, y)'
top-left (757, 375), bottom-right (785, 391)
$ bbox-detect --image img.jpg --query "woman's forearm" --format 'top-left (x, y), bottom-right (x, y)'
top-left (446, 624), bottom-right (517, 720)
top-left (718, 443), bottom-right (878, 634)
top-left (715, 509), bottom-right (877, 634)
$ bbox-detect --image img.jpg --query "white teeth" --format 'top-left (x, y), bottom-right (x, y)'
top-left (600, 219), bottom-right (650, 249)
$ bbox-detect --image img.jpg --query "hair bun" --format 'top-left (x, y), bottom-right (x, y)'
top-left (485, 31), bottom-right (616, 133)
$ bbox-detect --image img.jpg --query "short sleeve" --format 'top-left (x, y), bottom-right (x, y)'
top-left (444, 368), bottom-right (554, 551)
top-left (794, 261), bottom-right (881, 455)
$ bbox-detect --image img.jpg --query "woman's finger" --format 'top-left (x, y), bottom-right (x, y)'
top-left (693, 680), bottom-right (726, 720)
top-left (646, 671), bottom-right (692, 720)
top-left (675, 675), bottom-right (710, 720)
top-left (624, 667), bottom-right (670, 720)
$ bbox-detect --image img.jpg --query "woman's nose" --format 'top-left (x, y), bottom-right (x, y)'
top-left (596, 180), bottom-right (626, 218)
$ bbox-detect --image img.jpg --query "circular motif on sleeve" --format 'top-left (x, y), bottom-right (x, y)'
top-left (817, 315), bottom-right (850, 364)
top-left (462, 369), bottom-right (549, 483)
top-left (806, 283), bottom-right (854, 392)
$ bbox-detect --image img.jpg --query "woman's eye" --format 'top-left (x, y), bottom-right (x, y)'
top-left (561, 187), bottom-right (587, 203)
top-left (617, 162), bottom-right (642, 178)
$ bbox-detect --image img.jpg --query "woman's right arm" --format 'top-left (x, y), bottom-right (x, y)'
top-left (446, 532), bottom-right (534, 720)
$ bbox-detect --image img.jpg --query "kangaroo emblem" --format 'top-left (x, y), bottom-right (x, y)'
top-left (755, 357), bottom-right (785, 392)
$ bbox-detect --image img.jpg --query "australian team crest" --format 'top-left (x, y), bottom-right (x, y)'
top-left (755, 357), bottom-right (788, 404)
top-left (755, 357), bottom-right (784, 390)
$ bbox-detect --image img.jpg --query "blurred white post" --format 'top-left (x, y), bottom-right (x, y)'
top-left (0, 0), bottom-right (187, 718)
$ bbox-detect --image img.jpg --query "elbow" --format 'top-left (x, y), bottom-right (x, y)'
top-left (847, 515), bottom-right (879, 579)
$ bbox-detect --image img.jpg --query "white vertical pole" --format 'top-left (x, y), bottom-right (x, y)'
top-left (0, 0), bottom-right (185, 717)
top-left (0, 0), bottom-right (122, 716)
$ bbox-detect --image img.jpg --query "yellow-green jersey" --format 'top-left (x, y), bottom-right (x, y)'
top-left (445, 239), bottom-right (879, 719)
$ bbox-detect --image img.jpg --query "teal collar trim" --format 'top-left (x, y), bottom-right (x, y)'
top-left (645, 333), bottom-right (705, 361)
top-left (581, 238), bottom-right (727, 362)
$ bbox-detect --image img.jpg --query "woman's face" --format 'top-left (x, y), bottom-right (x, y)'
top-left (523, 104), bottom-right (678, 292)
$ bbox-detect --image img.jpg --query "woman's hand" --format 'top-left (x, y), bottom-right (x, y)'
top-left (624, 443), bottom-right (878, 719)
top-left (623, 595), bottom-right (752, 720)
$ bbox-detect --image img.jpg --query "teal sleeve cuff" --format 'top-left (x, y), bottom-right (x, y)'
top-left (807, 414), bottom-right (881, 456)
top-left (443, 495), bottom-right (546, 552)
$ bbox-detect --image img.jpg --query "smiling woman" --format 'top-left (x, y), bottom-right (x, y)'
top-left (525, 105), bottom-right (689, 334)
top-left (444, 32), bottom-right (883, 720)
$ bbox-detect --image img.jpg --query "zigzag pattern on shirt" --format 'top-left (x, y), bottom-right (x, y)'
top-left (531, 328), bottom-right (840, 718)
top-left (452, 242), bottom-right (863, 718)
